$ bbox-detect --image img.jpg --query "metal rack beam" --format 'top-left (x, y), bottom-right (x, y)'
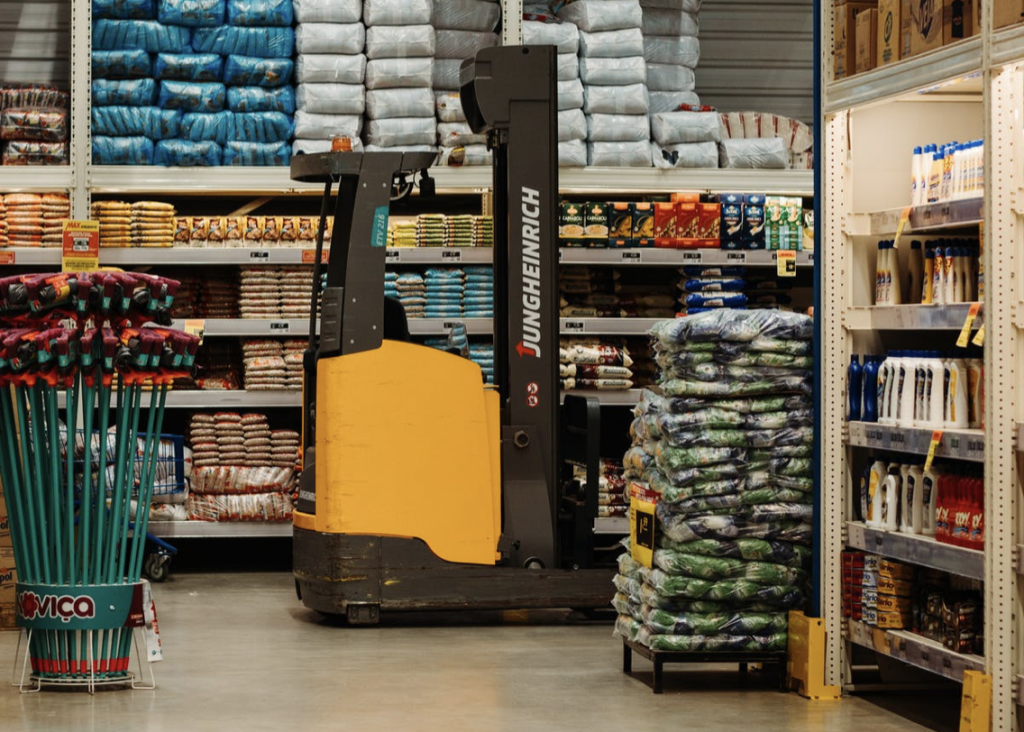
top-left (846, 522), bottom-right (985, 580)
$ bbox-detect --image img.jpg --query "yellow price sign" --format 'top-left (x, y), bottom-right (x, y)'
top-left (629, 482), bottom-right (658, 568)
top-left (61, 221), bottom-right (100, 273)
top-left (956, 302), bottom-right (982, 348)
top-left (924, 429), bottom-right (943, 472)
top-left (183, 319), bottom-right (206, 346)
top-left (972, 324), bottom-right (985, 347)
top-left (776, 250), bottom-right (797, 277)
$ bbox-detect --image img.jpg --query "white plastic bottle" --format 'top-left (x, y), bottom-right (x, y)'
top-left (867, 459), bottom-right (889, 527)
top-left (899, 463), bottom-right (913, 532)
top-left (897, 351), bottom-right (920, 427)
top-left (877, 355), bottom-right (893, 424)
top-left (946, 356), bottom-right (969, 428)
top-left (927, 145), bottom-right (942, 203)
top-left (924, 351), bottom-right (947, 429)
top-left (881, 465), bottom-right (901, 531)
top-left (914, 354), bottom-right (928, 425)
top-left (875, 241), bottom-right (886, 304)
top-left (921, 465), bottom-right (942, 536)
top-left (911, 145), bottom-right (923, 205)
top-left (880, 352), bottom-right (901, 425)
top-left (907, 464), bottom-right (925, 533)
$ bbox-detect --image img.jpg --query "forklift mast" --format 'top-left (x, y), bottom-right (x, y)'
top-left (461, 45), bottom-right (560, 568)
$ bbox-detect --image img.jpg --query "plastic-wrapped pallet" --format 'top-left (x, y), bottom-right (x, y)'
top-left (719, 111), bottom-right (812, 169)
top-left (613, 311), bottom-right (814, 652)
top-left (523, 12), bottom-right (586, 167)
top-left (292, 0), bottom-right (365, 156)
top-left (558, 0), bottom-right (651, 167)
top-left (640, 0), bottom-right (701, 116)
top-left (431, 0), bottom-right (497, 164)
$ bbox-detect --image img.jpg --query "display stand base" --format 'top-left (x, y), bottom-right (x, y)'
top-left (10, 628), bottom-right (156, 694)
top-left (621, 637), bottom-right (789, 694)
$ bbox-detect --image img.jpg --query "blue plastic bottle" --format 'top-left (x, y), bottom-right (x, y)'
top-left (848, 354), bottom-right (862, 421)
top-left (863, 355), bottom-right (880, 423)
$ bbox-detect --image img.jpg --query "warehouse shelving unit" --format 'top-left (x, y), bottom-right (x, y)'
top-left (820, 3), bottom-right (1022, 727)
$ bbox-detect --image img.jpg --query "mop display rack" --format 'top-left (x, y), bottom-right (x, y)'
top-left (0, 271), bottom-right (199, 690)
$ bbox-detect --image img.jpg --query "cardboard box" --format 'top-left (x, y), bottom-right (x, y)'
top-left (878, 558), bottom-right (915, 580)
top-left (876, 610), bottom-right (912, 628)
top-left (910, 0), bottom-right (943, 56)
top-left (0, 547), bottom-right (15, 607)
top-left (609, 203), bottom-right (632, 240)
top-left (559, 202), bottom-right (586, 246)
top-left (670, 192), bottom-right (701, 204)
top-left (901, 0), bottom-right (914, 56)
top-left (676, 201), bottom-right (700, 239)
top-left (876, 575), bottom-right (914, 597)
top-left (944, 0), bottom-right (975, 40)
top-left (631, 203), bottom-right (654, 247)
top-left (857, 9), bottom-right (879, 71)
top-left (653, 203), bottom-right (678, 248)
top-left (719, 193), bottom-right (745, 247)
top-left (697, 203), bottom-right (721, 245)
top-left (0, 490), bottom-right (9, 547)
top-left (878, 0), bottom-right (902, 65)
top-left (584, 202), bottom-right (609, 248)
top-left (876, 593), bottom-right (914, 613)
top-left (992, 0), bottom-right (1024, 27)
top-left (835, 0), bottom-right (878, 79)
top-left (744, 194), bottom-right (766, 250)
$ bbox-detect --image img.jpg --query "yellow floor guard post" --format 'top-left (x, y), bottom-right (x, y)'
top-left (959, 670), bottom-right (991, 732)
top-left (787, 610), bottom-right (842, 700)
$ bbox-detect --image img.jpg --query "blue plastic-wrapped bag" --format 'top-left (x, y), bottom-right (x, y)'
top-left (93, 136), bottom-right (155, 164)
top-left (157, 80), bottom-right (227, 112)
top-left (191, 25), bottom-right (294, 57)
top-left (229, 111), bottom-right (293, 143)
top-left (222, 140), bottom-right (289, 165)
top-left (93, 78), bottom-right (158, 106)
top-left (94, 0), bottom-right (156, 20)
top-left (92, 106), bottom-right (182, 139)
top-left (179, 110), bottom-right (233, 144)
top-left (227, 86), bottom-right (295, 113)
top-left (153, 53), bottom-right (224, 81)
top-left (227, 0), bottom-right (293, 26)
top-left (154, 139), bottom-right (223, 166)
top-left (157, 0), bottom-right (226, 27)
top-left (93, 20), bottom-right (192, 52)
top-left (92, 50), bottom-right (152, 79)
top-left (222, 56), bottom-right (294, 87)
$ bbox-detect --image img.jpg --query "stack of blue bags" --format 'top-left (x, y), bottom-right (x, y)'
top-left (384, 271), bottom-right (399, 300)
top-left (395, 272), bottom-right (426, 318)
top-left (468, 343), bottom-right (494, 383)
top-left (463, 266), bottom-right (493, 318)
top-left (92, 0), bottom-right (295, 166)
top-left (424, 268), bottom-right (465, 319)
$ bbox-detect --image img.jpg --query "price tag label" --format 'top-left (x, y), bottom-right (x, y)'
top-left (301, 249), bottom-right (329, 265)
top-left (61, 221), bottom-right (100, 272)
top-left (558, 248), bottom-right (564, 262)
top-left (894, 206), bottom-right (911, 248)
top-left (0, 251), bottom-right (15, 265)
top-left (972, 324), bottom-right (985, 347)
top-left (682, 251), bottom-right (702, 263)
top-left (442, 321), bottom-right (460, 331)
top-left (563, 320), bottom-right (586, 334)
top-left (183, 319), bottom-right (205, 346)
top-left (385, 249), bottom-right (401, 263)
top-left (249, 250), bottom-right (269, 261)
top-left (620, 250), bottom-right (642, 264)
top-left (270, 321), bottom-right (290, 333)
top-left (924, 429), bottom-right (943, 472)
top-left (808, 252), bottom-right (815, 265)
top-left (441, 249), bottom-right (463, 263)
top-left (776, 250), bottom-right (797, 277)
top-left (629, 482), bottom-right (658, 568)
top-left (956, 302), bottom-right (982, 348)
top-left (726, 252), bottom-right (747, 264)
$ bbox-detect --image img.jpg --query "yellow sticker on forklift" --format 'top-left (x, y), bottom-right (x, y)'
top-left (629, 482), bottom-right (658, 568)
top-left (956, 302), bottom-right (981, 348)
top-left (971, 324), bottom-right (984, 347)
top-left (924, 429), bottom-right (942, 472)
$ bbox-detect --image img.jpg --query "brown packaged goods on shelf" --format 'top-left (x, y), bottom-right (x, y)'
top-left (834, 0), bottom-right (878, 79)
top-left (907, 0), bottom-right (942, 55)
top-left (856, 8), bottom-right (879, 73)
top-left (3, 193), bottom-right (69, 248)
top-left (943, 0), bottom-right (975, 39)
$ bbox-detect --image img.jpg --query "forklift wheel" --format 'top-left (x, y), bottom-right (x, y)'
top-left (144, 553), bottom-right (171, 583)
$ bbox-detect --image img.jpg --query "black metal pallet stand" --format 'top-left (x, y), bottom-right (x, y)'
top-left (622, 638), bottom-right (790, 694)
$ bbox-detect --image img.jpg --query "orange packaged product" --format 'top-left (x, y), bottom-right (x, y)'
top-left (244, 216), bottom-right (263, 242)
top-left (224, 217), bottom-right (243, 243)
top-left (653, 202), bottom-right (678, 249)
top-left (698, 203), bottom-right (722, 247)
top-left (671, 192), bottom-right (701, 203)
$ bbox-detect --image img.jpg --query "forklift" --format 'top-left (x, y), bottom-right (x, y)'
top-left (290, 46), bottom-right (616, 623)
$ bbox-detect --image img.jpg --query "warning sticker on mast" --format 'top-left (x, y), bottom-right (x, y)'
top-left (519, 186), bottom-right (543, 359)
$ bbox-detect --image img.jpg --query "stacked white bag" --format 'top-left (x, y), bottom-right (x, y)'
top-left (293, 0), bottom-right (367, 155)
top-left (559, 0), bottom-right (651, 167)
top-left (523, 10), bottom-right (586, 167)
top-left (362, 0), bottom-right (438, 152)
top-left (433, 0), bottom-right (500, 166)
top-left (641, 0), bottom-right (714, 168)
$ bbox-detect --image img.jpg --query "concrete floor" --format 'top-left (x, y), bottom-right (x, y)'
top-left (0, 572), bottom-right (953, 732)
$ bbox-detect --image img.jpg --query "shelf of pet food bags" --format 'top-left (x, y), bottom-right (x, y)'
top-left (846, 422), bottom-right (985, 462)
top-left (846, 522), bottom-right (985, 580)
top-left (845, 618), bottom-right (985, 683)
top-left (845, 303), bottom-right (983, 331)
top-left (88, 166), bottom-right (814, 196)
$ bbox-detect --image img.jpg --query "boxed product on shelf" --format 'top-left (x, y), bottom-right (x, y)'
top-left (908, 0), bottom-right (942, 55)
top-left (855, 8), bottom-right (878, 73)
top-left (834, 0), bottom-right (878, 80)
top-left (877, 0), bottom-right (901, 65)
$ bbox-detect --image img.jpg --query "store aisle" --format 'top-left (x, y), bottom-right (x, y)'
top-left (0, 573), bottom-right (945, 732)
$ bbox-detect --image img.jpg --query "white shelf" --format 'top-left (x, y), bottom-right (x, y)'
top-left (825, 37), bottom-right (983, 114)
top-left (561, 389), bottom-right (642, 406)
top-left (408, 318), bottom-right (494, 336)
top-left (846, 422), bottom-right (984, 462)
top-left (846, 521), bottom-right (985, 580)
top-left (593, 517), bottom-right (629, 535)
top-left (845, 304), bottom-right (982, 331)
top-left (560, 318), bottom-right (662, 336)
top-left (559, 248), bottom-right (813, 267)
top-left (0, 248), bottom-right (62, 265)
top-left (87, 165), bottom-right (813, 196)
top-left (845, 619), bottom-right (985, 683)
top-left (855, 199), bottom-right (984, 236)
top-left (0, 166), bottom-right (75, 191)
top-left (176, 319), bottom-right (312, 337)
top-left (58, 390), bottom-right (302, 409)
top-left (147, 521), bottom-right (292, 539)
